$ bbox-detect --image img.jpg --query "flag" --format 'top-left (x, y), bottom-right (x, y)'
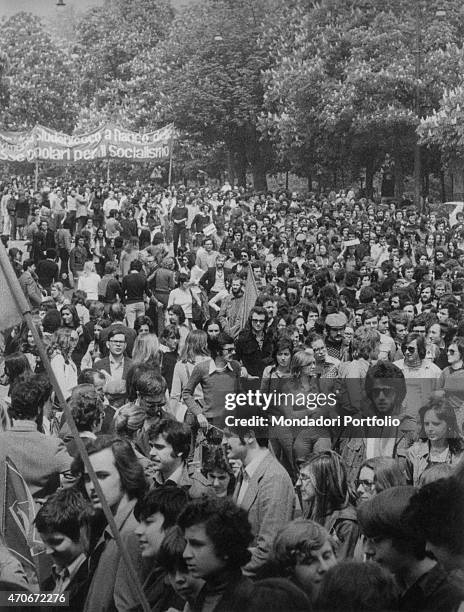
top-left (0, 240), bottom-right (28, 332)
top-left (0, 455), bottom-right (40, 574)
top-left (241, 265), bottom-right (259, 329)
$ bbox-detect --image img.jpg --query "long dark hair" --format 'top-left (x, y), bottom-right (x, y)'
top-left (418, 398), bottom-right (464, 455)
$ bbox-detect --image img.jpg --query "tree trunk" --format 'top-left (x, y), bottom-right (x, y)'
top-left (393, 148), bottom-right (404, 199)
top-left (226, 149), bottom-right (236, 187)
top-left (251, 163), bottom-right (267, 191)
top-left (365, 156), bottom-right (374, 199)
top-left (440, 170), bottom-right (446, 202)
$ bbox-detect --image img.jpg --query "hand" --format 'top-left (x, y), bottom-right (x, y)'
top-left (196, 414), bottom-right (208, 429)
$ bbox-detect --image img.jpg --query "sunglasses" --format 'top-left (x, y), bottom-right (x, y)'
top-left (404, 346), bottom-right (416, 354)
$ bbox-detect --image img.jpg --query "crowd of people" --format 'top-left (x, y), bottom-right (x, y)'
top-left (0, 175), bottom-right (464, 611)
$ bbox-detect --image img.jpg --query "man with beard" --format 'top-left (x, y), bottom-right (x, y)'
top-left (324, 312), bottom-right (349, 361)
top-left (218, 276), bottom-right (245, 339)
top-left (200, 253), bottom-right (230, 300)
top-left (416, 283), bottom-right (436, 313)
top-left (328, 361), bottom-right (415, 483)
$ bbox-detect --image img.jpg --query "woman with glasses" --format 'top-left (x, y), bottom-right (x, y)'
top-left (297, 451), bottom-right (360, 560)
top-left (355, 457), bottom-right (406, 505)
top-left (405, 397), bottom-right (464, 486)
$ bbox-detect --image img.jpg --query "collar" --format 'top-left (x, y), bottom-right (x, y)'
top-left (53, 552), bottom-right (86, 579)
top-left (105, 498), bottom-right (137, 536)
top-left (208, 358), bottom-right (233, 374)
top-left (243, 449), bottom-right (270, 479)
top-left (155, 463), bottom-right (184, 486)
top-left (11, 419), bottom-right (38, 432)
top-left (109, 354), bottom-right (124, 367)
top-left (79, 431), bottom-right (97, 440)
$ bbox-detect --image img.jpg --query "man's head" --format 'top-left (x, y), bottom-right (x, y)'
top-left (136, 372), bottom-right (167, 418)
top-left (401, 332), bottom-right (426, 365)
top-left (109, 302), bottom-right (126, 322)
top-left (134, 487), bottom-right (188, 559)
top-left (35, 488), bottom-right (92, 568)
top-left (357, 486), bottom-right (427, 576)
top-left (203, 238), bottom-right (214, 253)
top-left (178, 497), bottom-right (252, 579)
top-left (365, 361), bottom-right (406, 415)
top-left (106, 330), bottom-right (127, 358)
top-left (249, 306), bottom-right (267, 335)
top-left (230, 276), bottom-right (243, 297)
top-left (130, 259), bottom-right (143, 273)
top-left (403, 477), bottom-right (464, 572)
top-left (216, 254), bottom-right (226, 269)
top-left (324, 312), bottom-right (347, 345)
top-left (148, 419), bottom-right (191, 477)
top-left (81, 436), bottom-right (147, 512)
top-left (69, 384), bottom-right (104, 434)
top-left (10, 374), bottom-right (52, 421)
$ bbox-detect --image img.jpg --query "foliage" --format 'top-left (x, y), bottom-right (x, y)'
top-left (0, 12), bottom-right (78, 131)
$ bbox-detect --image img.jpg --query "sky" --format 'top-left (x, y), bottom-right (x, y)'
top-left (0, 0), bottom-right (192, 21)
top-left (0, 0), bottom-right (104, 20)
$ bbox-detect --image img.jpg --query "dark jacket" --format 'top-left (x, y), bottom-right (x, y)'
top-left (235, 328), bottom-right (274, 377)
top-left (200, 267), bottom-right (231, 294)
top-left (41, 557), bottom-right (90, 612)
top-left (399, 563), bottom-right (464, 612)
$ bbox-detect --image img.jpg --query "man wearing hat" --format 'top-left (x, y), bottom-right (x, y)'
top-left (324, 312), bottom-right (349, 361)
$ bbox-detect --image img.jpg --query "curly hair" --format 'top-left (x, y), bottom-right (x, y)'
top-left (178, 497), bottom-right (252, 569)
top-left (69, 384), bottom-right (104, 433)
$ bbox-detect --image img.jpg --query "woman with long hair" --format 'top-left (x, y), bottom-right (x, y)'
top-left (19, 323), bottom-right (44, 373)
top-left (276, 350), bottom-right (330, 479)
top-left (90, 226), bottom-right (107, 276)
top-left (405, 397), bottom-right (464, 486)
top-left (131, 333), bottom-right (161, 370)
top-left (77, 260), bottom-right (101, 302)
top-left (2, 352), bottom-right (32, 394)
top-left (170, 330), bottom-right (210, 422)
top-left (167, 304), bottom-right (190, 354)
top-left (354, 457), bottom-right (407, 505)
top-left (298, 451), bottom-right (360, 560)
top-left (48, 327), bottom-right (79, 400)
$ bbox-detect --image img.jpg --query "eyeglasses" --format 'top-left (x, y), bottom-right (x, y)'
top-left (404, 346), bottom-right (416, 354)
top-left (371, 387), bottom-right (396, 398)
top-left (252, 319), bottom-right (265, 324)
top-left (355, 479), bottom-right (375, 490)
top-left (222, 347), bottom-right (235, 353)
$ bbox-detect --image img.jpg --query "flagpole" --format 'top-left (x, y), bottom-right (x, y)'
top-left (168, 131), bottom-right (174, 186)
top-left (0, 243), bottom-right (151, 612)
top-left (34, 159), bottom-right (39, 191)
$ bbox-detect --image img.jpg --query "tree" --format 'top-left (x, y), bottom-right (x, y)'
top-left (0, 12), bottom-right (78, 131)
top-left (261, 0), bottom-right (464, 196)
top-left (74, 0), bottom-right (174, 125)
top-left (129, 0), bottom-right (280, 189)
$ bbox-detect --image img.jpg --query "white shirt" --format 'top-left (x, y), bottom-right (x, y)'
top-left (109, 354), bottom-right (125, 384)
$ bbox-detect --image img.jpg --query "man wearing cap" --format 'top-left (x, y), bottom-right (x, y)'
top-left (324, 312), bottom-right (349, 361)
